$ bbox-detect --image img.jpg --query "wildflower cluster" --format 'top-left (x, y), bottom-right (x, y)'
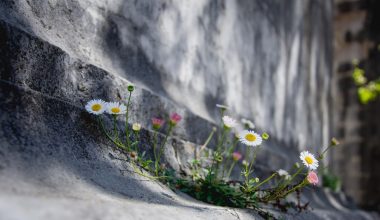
top-left (85, 85), bottom-right (182, 178)
top-left (172, 104), bottom-right (339, 212)
top-left (85, 87), bottom-right (339, 215)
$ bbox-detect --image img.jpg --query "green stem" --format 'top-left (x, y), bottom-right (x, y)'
top-left (248, 146), bottom-right (260, 174)
top-left (227, 138), bottom-right (239, 155)
top-left (281, 181), bottom-right (307, 198)
top-left (244, 146), bottom-right (251, 187)
top-left (226, 161), bottom-right (237, 179)
top-left (155, 125), bottom-right (174, 176)
top-left (318, 144), bottom-right (333, 160)
top-left (98, 117), bottom-right (127, 151)
top-left (125, 91), bottom-right (132, 151)
top-left (278, 167), bottom-right (303, 192)
top-left (214, 128), bottom-right (228, 180)
top-left (216, 128), bottom-right (227, 153)
top-left (113, 115), bottom-right (118, 140)
top-left (130, 161), bottom-right (168, 180)
top-left (252, 173), bottom-right (277, 191)
top-left (158, 125), bottom-right (173, 160)
top-left (152, 130), bottom-right (158, 175)
top-left (133, 131), bottom-right (139, 152)
top-left (197, 128), bottom-right (216, 158)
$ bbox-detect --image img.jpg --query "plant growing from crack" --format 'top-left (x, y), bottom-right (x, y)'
top-left (85, 86), bottom-right (340, 218)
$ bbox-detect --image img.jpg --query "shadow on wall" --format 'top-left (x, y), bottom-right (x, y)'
top-left (0, 0), bottom-right (334, 151)
top-left (0, 23), bottom-right (210, 209)
top-left (98, 0), bottom-right (333, 152)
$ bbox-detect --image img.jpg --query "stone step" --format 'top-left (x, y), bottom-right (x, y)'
top-left (0, 70), bottom-right (377, 220)
top-left (0, 19), bottom-right (294, 172)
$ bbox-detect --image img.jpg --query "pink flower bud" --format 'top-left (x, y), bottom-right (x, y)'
top-left (169, 113), bottom-right (182, 125)
top-left (152, 118), bottom-right (165, 130)
top-left (232, 152), bottom-right (242, 161)
top-left (307, 171), bottom-right (319, 185)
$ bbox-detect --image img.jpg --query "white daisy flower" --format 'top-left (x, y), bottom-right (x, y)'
top-left (222, 116), bottom-right (237, 128)
top-left (106, 102), bottom-right (127, 115)
top-left (85, 99), bottom-right (107, 115)
top-left (239, 130), bottom-right (262, 147)
top-left (300, 151), bottom-right (319, 170)
top-left (241, 118), bottom-right (255, 129)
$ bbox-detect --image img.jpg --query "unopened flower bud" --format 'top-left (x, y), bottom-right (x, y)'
top-left (169, 113), bottom-right (182, 126)
top-left (130, 151), bottom-right (137, 160)
top-left (132, 123), bottom-right (141, 132)
top-left (331, 137), bottom-right (339, 146)
top-left (152, 118), bottom-right (165, 130)
top-left (242, 160), bottom-right (249, 166)
top-left (232, 152), bottom-right (242, 161)
top-left (127, 85), bottom-right (134, 92)
top-left (307, 171), bottom-right (319, 185)
top-left (262, 132), bottom-right (269, 140)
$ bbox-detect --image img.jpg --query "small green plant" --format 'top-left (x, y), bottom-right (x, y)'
top-left (322, 169), bottom-right (341, 192)
top-left (352, 62), bottom-right (380, 104)
top-left (85, 85), bottom-right (340, 218)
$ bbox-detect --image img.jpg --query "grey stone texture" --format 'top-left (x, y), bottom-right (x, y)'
top-left (0, 0), bottom-right (333, 150)
top-left (0, 0), bottom-right (378, 219)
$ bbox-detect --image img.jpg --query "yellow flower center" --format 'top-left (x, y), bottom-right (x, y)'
top-left (91, 104), bottom-right (102, 111)
top-left (305, 156), bottom-right (313, 165)
top-left (245, 133), bottom-right (256, 142)
top-left (111, 107), bottom-right (120, 113)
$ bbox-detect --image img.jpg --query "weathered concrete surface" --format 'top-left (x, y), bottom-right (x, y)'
top-left (0, 0), bottom-right (333, 151)
top-left (0, 20), bottom-right (379, 220)
top-left (0, 69), bottom-right (376, 220)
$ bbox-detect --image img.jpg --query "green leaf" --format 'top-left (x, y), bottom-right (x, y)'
top-left (352, 67), bottom-right (367, 86)
top-left (358, 86), bottom-right (377, 104)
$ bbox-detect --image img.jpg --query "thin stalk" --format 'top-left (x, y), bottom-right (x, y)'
top-left (130, 161), bottom-right (168, 180)
top-left (98, 117), bottom-right (127, 151)
top-left (280, 180), bottom-right (307, 198)
top-left (248, 146), bottom-right (260, 174)
top-left (244, 146), bottom-right (251, 187)
top-left (286, 167), bottom-right (303, 186)
top-left (213, 128), bottom-right (228, 180)
top-left (318, 144), bottom-right (333, 160)
top-left (155, 125), bottom-right (174, 176)
top-left (277, 167), bottom-right (303, 192)
top-left (152, 130), bottom-right (158, 175)
top-left (216, 128), bottom-right (227, 153)
top-left (113, 115), bottom-right (118, 140)
top-left (125, 91), bottom-right (132, 151)
top-left (252, 173), bottom-right (277, 191)
top-left (227, 138), bottom-right (239, 155)
top-left (158, 125), bottom-right (173, 161)
top-left (133, 131), bottom-right (139, 152)
top-left (226, 161), bottom-right (237, 179)
top-left (197, 128), bottom-right (216, 159)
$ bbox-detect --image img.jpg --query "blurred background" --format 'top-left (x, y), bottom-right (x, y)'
top-left (332, 0), bottom-right (380, 212)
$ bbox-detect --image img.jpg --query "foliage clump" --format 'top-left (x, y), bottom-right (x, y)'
top-left (85, 84), bottom-right (339, 217)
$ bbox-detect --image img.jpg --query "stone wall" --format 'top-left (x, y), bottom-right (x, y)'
top-left (0, 0), bottom-right (334, 152)
top-left (332, 0), bottom-right (380, 211)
